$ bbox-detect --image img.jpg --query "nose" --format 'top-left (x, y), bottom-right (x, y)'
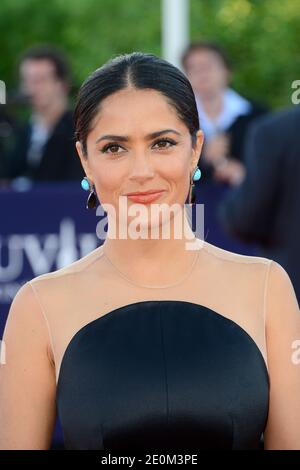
top-left (128, 152), bottom-right (155, 184)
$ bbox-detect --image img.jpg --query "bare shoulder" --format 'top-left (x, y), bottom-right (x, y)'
top-left (201, 240), bottom-right (271, 269)
top-left (197, 240), bottom-right (273, 306)
top-left (264, 259), bottom-right (299, 320)
top-left (28, 244), bottom-right (105, 290)
top-left (200, 240), bottom-right (299, 313)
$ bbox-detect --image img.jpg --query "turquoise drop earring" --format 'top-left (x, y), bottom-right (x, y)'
top-left (81, 176), bottom-right (90, 191)
top-left (188, 167), bottom-right (202, 204)
top-left (81, 176), bottom-right (97, 209)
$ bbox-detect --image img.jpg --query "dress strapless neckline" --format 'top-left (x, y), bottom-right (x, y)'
top-left (56, 300), bottom-right (269, 388)
top-left (56, 300), bottom-right (269, 450)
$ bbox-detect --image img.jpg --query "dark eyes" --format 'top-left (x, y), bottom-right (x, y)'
top-left (100, 138), bottom-right (177, 156)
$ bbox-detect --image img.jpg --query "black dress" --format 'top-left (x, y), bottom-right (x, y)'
top-left (56, 300), bottom-right (269, 450)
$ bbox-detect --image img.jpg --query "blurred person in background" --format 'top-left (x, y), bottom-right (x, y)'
top-left (182, 41), bottom-right (267, 186)
top-left (7, 45), bottom-right (83, 186)
top-left (0, 106), bottom-right (17, 185)
top-left (218, 105), bottom-right (300, 303)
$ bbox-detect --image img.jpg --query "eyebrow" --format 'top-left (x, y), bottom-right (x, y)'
top-left (95, 129), bottom-right (181, 144)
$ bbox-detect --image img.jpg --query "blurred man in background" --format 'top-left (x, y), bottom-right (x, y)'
top-left (8, 45), bottom-right (83, 185)
top-left (218, 105), bottom-right (300, 302)
top-left (0, 106), bottom-right (16, 184)
top-left (182, 41), bottom-right (267, 186)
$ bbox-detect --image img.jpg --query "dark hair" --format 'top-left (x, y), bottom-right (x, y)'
top-left (181, 41), bottom-right (232, 71)
top-left (19, 45), bottom-right (71, 83)
top-left (74, 52), bottom-right (200, 156)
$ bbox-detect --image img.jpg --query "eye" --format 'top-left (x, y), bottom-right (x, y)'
top-left (100, 143), bottom-right (125, 155)
top-left (152, 138), bottom-right (177, 150)
top-left (100, 138), bottom-right (177, 156)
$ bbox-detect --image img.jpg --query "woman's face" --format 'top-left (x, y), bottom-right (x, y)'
top-left (76, 87), bottom-right (203, 233)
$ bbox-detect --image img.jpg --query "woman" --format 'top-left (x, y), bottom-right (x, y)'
top-left (1, 52), bottom-right (299, 450)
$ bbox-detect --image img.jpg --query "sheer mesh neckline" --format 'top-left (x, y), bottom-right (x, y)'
top-left (102, 238), bottom-right (203, 289)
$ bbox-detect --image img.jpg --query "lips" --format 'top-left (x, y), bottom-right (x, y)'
top-left (125, 190), bottom-right (165, 196)
top-left (124, 190), bottom-right (166, 204)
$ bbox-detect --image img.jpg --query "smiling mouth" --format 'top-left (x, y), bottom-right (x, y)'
top-left (125, 190), bottom-right (166, 196)
top-left (124, 190), bottom-right (166, 204)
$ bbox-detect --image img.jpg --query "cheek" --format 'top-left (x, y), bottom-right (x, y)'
top-left (215, 68), bottom-right (227, 85)
top-left (89, 157), bottom-right (126, 200)
top-left (160, 149), bottom-right (190, 182)
top-left (47, 83), bottom-right (57, 96)
top-left (36, 84), bottom-right (48, 97)
top-left (156, 153), bottom-right (190, 199)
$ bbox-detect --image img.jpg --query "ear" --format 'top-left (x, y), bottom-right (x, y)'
top-left (75, 141), bottom-right (93, 181)
top-left (190, 129), bottom-right (204, 171)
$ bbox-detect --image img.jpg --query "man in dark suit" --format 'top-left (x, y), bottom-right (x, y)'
top-left (9, 45), bottom-right (83, 182)
top-left (0, 107), bottom-right (17, 183)
top-left (218, 106), bottom-right (300, 302)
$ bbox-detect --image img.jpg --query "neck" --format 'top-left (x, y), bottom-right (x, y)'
top-left (101, 208), bottom-right (201, 286)
top-left (34, 96), bottom-right (68, 128)
top-left (199, 91), bottom-right (224, 121)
